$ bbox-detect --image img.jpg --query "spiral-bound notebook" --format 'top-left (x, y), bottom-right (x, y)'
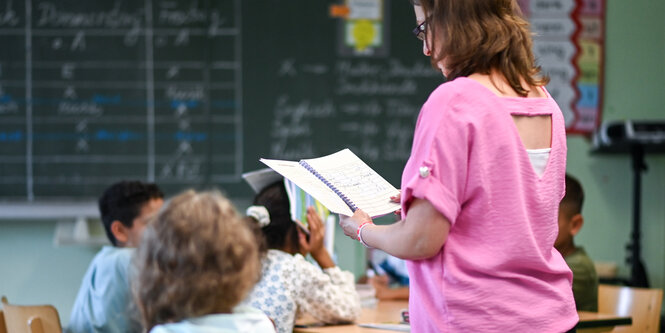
top-left (260, 149), bottom-right (400, 217)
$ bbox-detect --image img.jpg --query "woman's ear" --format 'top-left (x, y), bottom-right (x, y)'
top-left (110, 220), bottom-right (129, 245)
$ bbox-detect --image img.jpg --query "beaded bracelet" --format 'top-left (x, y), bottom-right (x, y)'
top-left (357, 221), bottom-right (374, 248)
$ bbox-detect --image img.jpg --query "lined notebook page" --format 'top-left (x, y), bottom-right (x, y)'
top-left (302, 149), bottom-right (400, 217)
top-left (260, 158), bottom-right (352, 215)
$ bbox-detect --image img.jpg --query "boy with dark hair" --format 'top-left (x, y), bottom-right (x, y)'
top-left (555, 174), bottom-right (599, 311)
top-left (67, 181), bottom-right (164, 333)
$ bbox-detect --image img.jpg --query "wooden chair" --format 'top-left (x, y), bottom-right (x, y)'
top-left (598, 284), bottom-right (663, 333)
top-left (0, 297), bottom-right (62, 333)
top-left (1, 309), bottom-right (8, 333)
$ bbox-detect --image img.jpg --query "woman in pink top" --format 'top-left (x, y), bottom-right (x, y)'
top-left (339, 0), bottom-right (579, 331)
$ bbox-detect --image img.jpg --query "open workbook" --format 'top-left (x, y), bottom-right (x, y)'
top-left (260, 149), bottom-right (400, 217)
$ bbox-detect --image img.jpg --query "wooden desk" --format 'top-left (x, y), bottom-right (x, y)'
top-left (295, 301), bottom-right (632, 333)
top-left (577, 311), bottom-right (632, 333)
top-left (295, 301), bottom-right (406, 332)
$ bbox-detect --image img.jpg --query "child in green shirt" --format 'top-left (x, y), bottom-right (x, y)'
top-left (555, 174), bottom-right (599, 312)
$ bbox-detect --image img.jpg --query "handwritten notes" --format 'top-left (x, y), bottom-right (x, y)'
top-left (1, 0), bottom-right (445, 201)
top-left (266, 57), bottom-right (440, 180)
top-left (262, 149), bottom-right (400, 217)
top-left (0, 0), bottom-right (242, 198)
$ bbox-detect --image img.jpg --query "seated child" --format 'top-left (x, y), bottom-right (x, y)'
top-left (368, 250), bottom-right (409, 301)
top-left (242, 180), bottom-right (361, 333)
top-left (555, 173), bottom-right (599, 311)
top-left (67, 180), bottom-right (164, 333)
top-left (132, 190), bottom-right (275, 332)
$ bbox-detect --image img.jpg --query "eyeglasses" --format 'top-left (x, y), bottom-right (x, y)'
top-left (412, 21), bottom-right (427, 41)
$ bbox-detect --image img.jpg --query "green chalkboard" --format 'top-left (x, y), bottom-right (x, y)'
top-left (0, 0), bottom-right (443, 204)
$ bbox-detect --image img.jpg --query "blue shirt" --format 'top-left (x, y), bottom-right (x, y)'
top-left (67, 246), bottom-right (140, 333)
top-left (370, 250), bottom-right (410, 286)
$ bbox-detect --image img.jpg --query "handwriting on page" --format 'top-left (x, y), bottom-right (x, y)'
top-left (321, 162), bottom-right (397, 214)
top-left (0, 0), bottom-right (242, 199)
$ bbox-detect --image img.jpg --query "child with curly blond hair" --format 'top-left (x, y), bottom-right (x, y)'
top-left (132, 190), bottom-right (275, 332)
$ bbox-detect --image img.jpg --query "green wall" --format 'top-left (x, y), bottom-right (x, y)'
top-left (1, 0), bottom-right (664, 325)
top-left (0, 221), bottom-right (99, 324)
top-left (568, 0), bottom-right (665, 293)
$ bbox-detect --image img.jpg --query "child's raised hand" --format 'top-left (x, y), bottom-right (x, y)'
top-left (297, 207), bottom-right (335, 269)
top-left (297, 207), bottom-right (326, 256)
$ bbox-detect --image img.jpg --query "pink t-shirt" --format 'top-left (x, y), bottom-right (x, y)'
top-left (401, 77), bottom-right (578, 332)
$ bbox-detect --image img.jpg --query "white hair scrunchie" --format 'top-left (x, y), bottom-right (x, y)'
top-left (246, 205), bottom-right (270, 227)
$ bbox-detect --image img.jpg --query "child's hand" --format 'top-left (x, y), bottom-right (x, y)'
top-left (370, 274), bottom-right (390, 286)
top-left (369, 275), bottom-right (391, 299)
top-left (298, 207), bottom-right (335, 269)
top-left (297, 207), bottom-right (325, 256)
top-left (370, 275), bottom-right (409, 300)
top-left (339, 209), bottom-right (372, 241)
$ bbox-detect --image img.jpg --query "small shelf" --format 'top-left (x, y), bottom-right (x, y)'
top-left (54, 217), bottom-right (109, 247)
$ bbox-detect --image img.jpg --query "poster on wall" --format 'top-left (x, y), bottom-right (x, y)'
top-left (333, 0), bottom-right (390, 57)
top-left (518, 0), bottom-right (606, 134)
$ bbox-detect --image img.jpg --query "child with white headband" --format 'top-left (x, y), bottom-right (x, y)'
top-left (241, 179), bottom-right (360, 333)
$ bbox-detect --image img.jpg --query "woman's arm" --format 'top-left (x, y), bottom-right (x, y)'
top-left (339, 198), bottom-right (451, 260)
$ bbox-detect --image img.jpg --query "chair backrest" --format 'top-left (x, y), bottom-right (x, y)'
top-left (1, 309), bottom-right (8, 333)
top-left (598, 284), bottom-right (663, 333)
top-left (0, 297), bottom-right (62, 333)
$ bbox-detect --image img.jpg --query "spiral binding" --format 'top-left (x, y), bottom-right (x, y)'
top-left (299, 160), bottom-right (358, 212)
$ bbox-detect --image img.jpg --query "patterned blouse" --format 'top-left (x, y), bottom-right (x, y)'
top-left (242, 249), bottom-right (361, 333)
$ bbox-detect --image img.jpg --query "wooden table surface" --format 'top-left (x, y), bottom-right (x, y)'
top-left (577, 311), bottom-right (632, 333)
top-left (295, 300), bottom-right (406, 332)
top-left (295, 301), bottom-right (632, 333)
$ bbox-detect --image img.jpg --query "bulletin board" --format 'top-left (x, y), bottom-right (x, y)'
top-left (518, 0), bottom-right (606, 134)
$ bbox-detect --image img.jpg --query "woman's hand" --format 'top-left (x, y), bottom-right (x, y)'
top-left (339, 209), bottom-right (372, 241)
top-left (391, 191), bottom-right (401, 216)
top-left (340, 199), bottom-right (450, 260)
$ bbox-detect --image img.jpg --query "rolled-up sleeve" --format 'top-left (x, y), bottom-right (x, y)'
top-left (401, 88), bottom-right (470, 226)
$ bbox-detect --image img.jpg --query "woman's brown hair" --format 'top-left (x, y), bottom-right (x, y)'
top-left (132, 190), bottom-right (261, 330)
top-left (412, 0), bottom-right (548, 96)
